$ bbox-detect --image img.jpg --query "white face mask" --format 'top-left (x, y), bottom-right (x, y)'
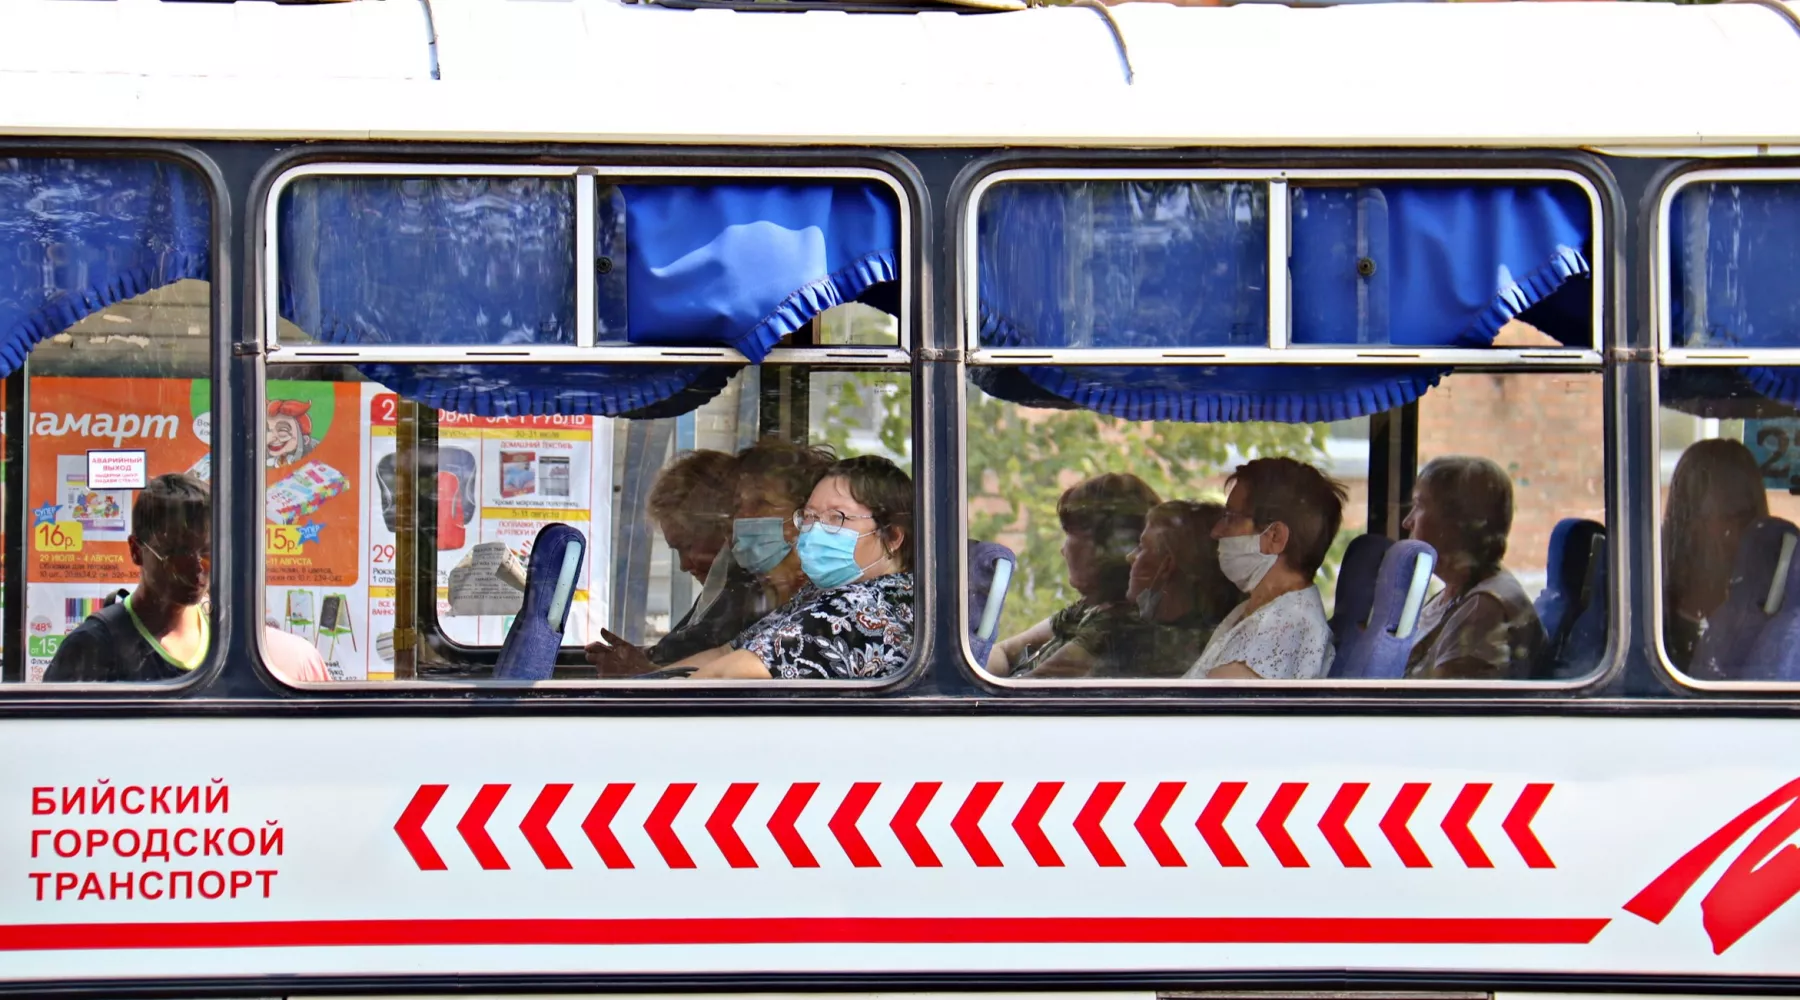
top-left (1217, 532), bottom-right (1279, 592)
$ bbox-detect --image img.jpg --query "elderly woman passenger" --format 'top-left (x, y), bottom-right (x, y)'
top-left (1119, 500), bottom-right (1242, 678)
top-left (988, 473), bottom-right (1162, 679)
top-left (588, 440), bottom-right (835, 676)
top-left (677, 456), bottom-right (915, 681)
top-left (1402, 455), bottom-right (1546, 680)
top-left (1185, 457), bottom-right (1346, 681)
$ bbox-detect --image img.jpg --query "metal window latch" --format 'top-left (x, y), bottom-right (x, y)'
top-left (918, 348), bottom-right (966, 363)
top-left (233, 342), bottom-right (264, 357)
top-left (1606, 346), bottom-right (1654, 363)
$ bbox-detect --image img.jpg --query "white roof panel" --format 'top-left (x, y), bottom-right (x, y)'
top-left (0, 0), bottom-right (1797, 147)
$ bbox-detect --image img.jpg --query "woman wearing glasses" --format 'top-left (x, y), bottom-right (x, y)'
top-left (678, 455), bottom-right (915, 681)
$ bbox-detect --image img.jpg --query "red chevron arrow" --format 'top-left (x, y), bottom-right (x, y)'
top-left (1381, 782), bottom-right (1432, 868)
top-left (1075, 782), bottom-right (1125, 867)
top-left (706, 782), bottom-right (758, 869)
top-left (767, 782), bottom-right (819, 868)
top-left (1135, 781), bottom-right (1186, 867)
top-left (521, 783), bottom-right (573, 870)
top-left (1442, 783), bottom-right (1494, 868)
top-left (582, 782), bottom-right (634, 869)
top-left (891, 782), bottom-right (942, 867)
top-left (646, 783), bottom-right (696, 869)
top-left (830, 782), bottom-right (881, 868)
top-left (1014, 781), bottom-right (1064, 867)
top-left (457, 783), bottom-right (511, 870)
top-left (1319, 782), bottom-right (1371, 868)
top-left (1257, 782), bottom-right (1309, 868)
top-left (1503, 783), bottom-right (1556, 868)
top-left (395, 784), bottom-right (448, 871)
top-left (1197, 781), bottom-right (1249, 867)
top-left (952, 781), bottom-right (1004, 867)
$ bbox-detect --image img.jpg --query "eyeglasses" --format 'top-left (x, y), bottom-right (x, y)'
top-left (792, 509), bottom-right (876, 535)
top-left (139, 538), bottom-right (211, 573)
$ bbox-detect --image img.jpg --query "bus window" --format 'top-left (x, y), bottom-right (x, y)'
top-left (968, 172), bottom-right (1606, 686)
top-left (266, 166), bottom-right (913, 686)
top-left (0, 157), bottom-right (215, 686)
top-left (1658, 175), bottom-right (1800, 685)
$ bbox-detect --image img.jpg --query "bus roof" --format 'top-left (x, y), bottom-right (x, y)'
top-left (4, 0), bottom-right (1800, 148)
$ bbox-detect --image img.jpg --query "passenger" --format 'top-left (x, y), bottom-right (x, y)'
top-left (1663, 438), bottom-right (1769, 671)
top-left (674, 455), bottom-right (914, 680)
top-left (586, 440), bottom-right (834, 676)
top-left (1401, 455), bottom-right (1546, 680)
top-left (726, 439), bottom-right (839, 613)
top-left (263, 625), bottom-right (332, 684)
top-left (1117, 500), bottom-right (1242, 678)
top-left (988, 473), bottom-right (1161, 679)
top-left (45, 473), bottom-right (211, 683)
top-left (1185, 457), bottom-right (1345, 680)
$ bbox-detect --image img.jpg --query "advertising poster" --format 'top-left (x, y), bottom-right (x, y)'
top-left (369, 393), bottom-right (612, 676)
top-left (22, 377), bottom-right (210, 681)
top-left (262, 380), bottom-right (367, 680)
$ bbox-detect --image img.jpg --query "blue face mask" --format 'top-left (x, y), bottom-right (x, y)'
top-left (731, 517), bottom-right (792, 576)
top-left (796, 523), bottom-right (876, 590)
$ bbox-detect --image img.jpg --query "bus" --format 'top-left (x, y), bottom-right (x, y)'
top-left (6, 0), bottom-right (1800, 995)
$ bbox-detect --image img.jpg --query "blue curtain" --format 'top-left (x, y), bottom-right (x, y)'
top-left (976, 180), bottom-right (1592, 422)
top-left (0, 158), bottom-right (210, 377)
top-left (613, 182), bottom-right (898, 360)
top-left (1290, 183), bottom-right (1592, 348)
top-left (278, 177), bottom-right (897, 417)
top-left (1667, 182), bottom-right (1800, 413)
top-left (279, 175), bottom-right (577, 348)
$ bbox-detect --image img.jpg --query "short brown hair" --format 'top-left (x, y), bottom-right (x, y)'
top-left (648, 450), bottom-right (737, 544)
top-left (735, 439), bottom-right (837, 513)
top-left (826, 455), bottom-right (915, 572)
top-left (1058, 473), bottom-right (1161, 600)
top-left (1417, 455), bottom-right (1515, 576)
top-left (1227, 457), bottom-right (1346, 579)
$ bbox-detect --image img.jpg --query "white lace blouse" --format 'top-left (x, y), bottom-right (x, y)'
top-left (1184, 586), bottom-right (1334, 680)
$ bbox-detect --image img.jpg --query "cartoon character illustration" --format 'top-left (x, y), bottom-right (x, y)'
top-left (267, 399), bottom-right (322, 468)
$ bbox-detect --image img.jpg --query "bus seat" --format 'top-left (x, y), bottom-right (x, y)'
top-left (969, 540), bottom-right (1016, 668)
top-left (1553, 540), bottom-right (1609, 680)
top-left (1328, 533), bottom-right (1394, 650)
top-left (1330, 540), bottom-right (1436, 680)
top-left (1702, 517), bottom-right (1800, 680)
top-left (1534, 518), bottom-right (1605, 646)
top-left (494, 523), bottom-right (587, 682)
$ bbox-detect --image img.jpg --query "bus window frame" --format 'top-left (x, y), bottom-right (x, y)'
top-left (955, 162), bottom-right (1619, 694)
top-left (1651, 164), bottom-right (1800, 693)
top-left (0, 141), bottom-right (230, 697)
top-left (258, 159), bottom-right (923, 693)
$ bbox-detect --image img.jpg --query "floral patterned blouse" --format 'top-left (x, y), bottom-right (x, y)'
top-left (733, 573), bottom-right (915, 680)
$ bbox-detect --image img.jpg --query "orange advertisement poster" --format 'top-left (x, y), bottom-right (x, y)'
top-left (264, 380), bottom-right (362, 587)
top-left (26, 377), bottom-right (209, 585)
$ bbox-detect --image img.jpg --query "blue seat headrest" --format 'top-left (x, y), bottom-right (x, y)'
top-left (1329, 533), bottom-right (1395, 644)
top-left (968, 540), bottom-right (1016, 667)
top-left (494, 522), bottom-right (586, 682)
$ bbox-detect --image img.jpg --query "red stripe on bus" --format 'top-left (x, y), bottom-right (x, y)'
top-left (0, 916), bottom-right (1611, 951)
